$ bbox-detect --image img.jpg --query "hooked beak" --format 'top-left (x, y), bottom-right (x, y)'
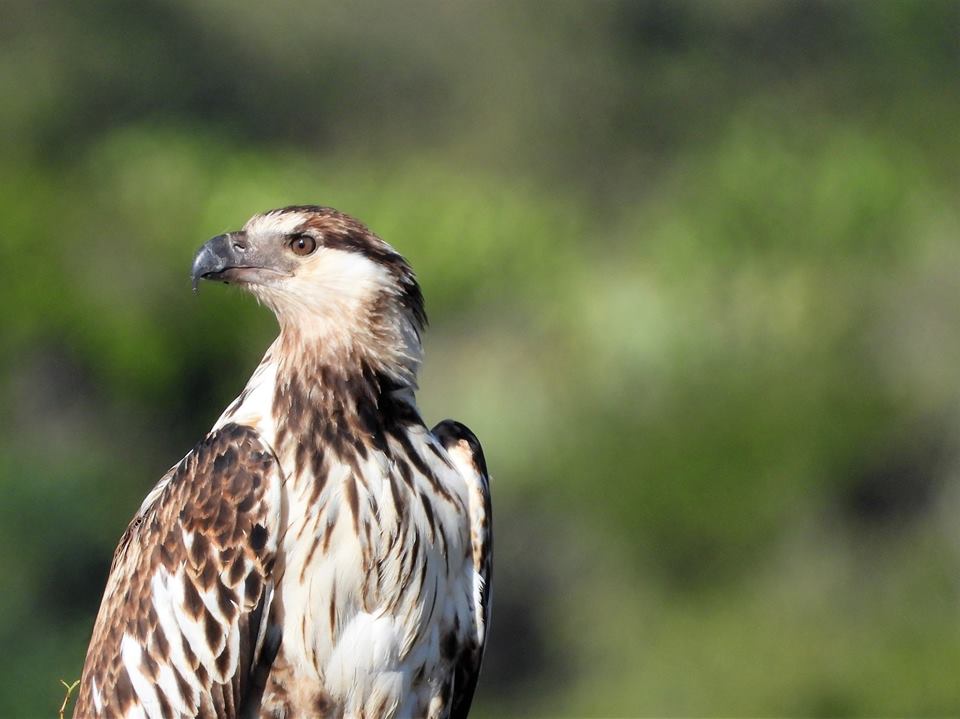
top-left (191, 233), bottom-right (291, 292)
top-left (191, 234), bottom-right (239, 291)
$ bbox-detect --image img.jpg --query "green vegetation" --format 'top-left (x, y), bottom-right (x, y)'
top-left (1, 1), bottom-right (958, 716)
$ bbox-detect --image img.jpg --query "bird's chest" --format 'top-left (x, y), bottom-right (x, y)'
top-left (268, 435), bottom-right (472, 716)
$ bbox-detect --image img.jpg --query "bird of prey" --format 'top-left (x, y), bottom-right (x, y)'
top-left (73, 206), bottom-right (492, 719)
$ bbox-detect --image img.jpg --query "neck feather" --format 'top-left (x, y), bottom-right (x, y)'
top-left (270, 329), bottom-right (422, 473)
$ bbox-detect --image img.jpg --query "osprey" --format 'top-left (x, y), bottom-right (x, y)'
top-left (74, 206), bottom-right (492, 719)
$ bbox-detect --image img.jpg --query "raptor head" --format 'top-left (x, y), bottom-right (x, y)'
top-left (192, 206), bottom-right (426, 381)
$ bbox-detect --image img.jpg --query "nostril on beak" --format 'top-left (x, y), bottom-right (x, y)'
top-left (233, 240), bottom-right (246, 252)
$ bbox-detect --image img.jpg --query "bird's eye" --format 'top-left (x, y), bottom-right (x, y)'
top-left (289, 234), bottom-right (317, 256)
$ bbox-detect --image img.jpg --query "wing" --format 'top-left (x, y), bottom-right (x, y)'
top-left (73, 423), bottom-right (283, 719)
top-left (431, 419), bottom-right (492, 719)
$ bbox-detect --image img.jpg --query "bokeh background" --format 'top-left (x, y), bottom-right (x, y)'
top-left (2, 1), bottom-right (960, 716)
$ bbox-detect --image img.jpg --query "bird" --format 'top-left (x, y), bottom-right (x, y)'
top-left (73, 206), bottom-right (492, 719)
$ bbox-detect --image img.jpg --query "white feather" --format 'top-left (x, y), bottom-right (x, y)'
top-left (90, 677), bottom-right (102, 713)
top-left (120, 634), bottom-right (163, 719)
top-left (151, 571), bottom-right (202, 706)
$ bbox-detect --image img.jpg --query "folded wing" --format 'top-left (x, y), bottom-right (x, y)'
top-left (74, 423), bottom-right (282, 719)
top-left (431, 419), bottom-right (492, 719)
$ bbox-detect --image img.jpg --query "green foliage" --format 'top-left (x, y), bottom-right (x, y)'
top-left (1, 1), bottom-right (959, 716)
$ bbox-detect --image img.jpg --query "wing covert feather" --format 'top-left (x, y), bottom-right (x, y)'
top-left (74, 423), bottom-right (282, 719)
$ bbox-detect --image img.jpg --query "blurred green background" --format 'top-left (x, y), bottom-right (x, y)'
top-left (2, 1), bottom-right (960, 716)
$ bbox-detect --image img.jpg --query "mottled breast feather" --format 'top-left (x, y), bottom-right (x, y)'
top-left (73, 423), bottom-right (282, 719)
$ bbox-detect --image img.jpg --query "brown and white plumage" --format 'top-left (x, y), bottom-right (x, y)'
top-left (74, 206), bottom-right (492, 719)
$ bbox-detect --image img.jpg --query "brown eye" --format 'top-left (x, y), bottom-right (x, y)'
top-left (289, 234), bottom-right (317, 256)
